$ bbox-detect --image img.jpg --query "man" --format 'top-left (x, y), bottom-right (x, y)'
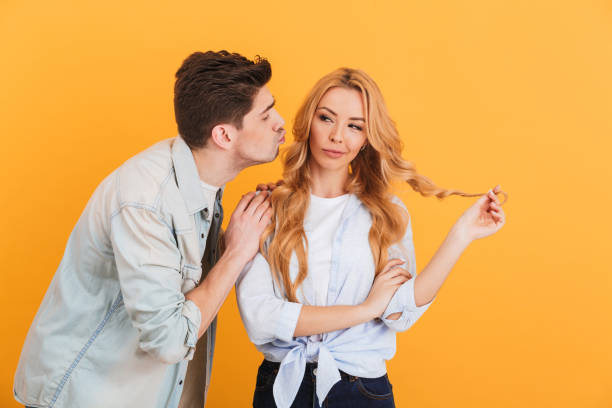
top-left (14, 50), bottom-right (286, 408)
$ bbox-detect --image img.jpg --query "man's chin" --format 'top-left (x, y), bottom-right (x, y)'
top-left (247, 148), bottom-right (280, 167)
top-left (264, 147), bottom-right (281, 163)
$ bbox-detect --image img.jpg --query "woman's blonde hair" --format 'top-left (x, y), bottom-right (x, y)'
top-left (260, 68), bottom-right (504, 302)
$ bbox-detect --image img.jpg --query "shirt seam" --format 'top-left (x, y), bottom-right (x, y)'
top-left (49, 291), bottom-right (124, 407)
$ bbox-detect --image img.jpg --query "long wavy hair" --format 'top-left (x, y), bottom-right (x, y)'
top-left (260, 68), bottom-right (506, 302)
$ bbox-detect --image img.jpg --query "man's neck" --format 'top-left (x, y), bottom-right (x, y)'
top-left (191, 145), bottom-right (239, 187)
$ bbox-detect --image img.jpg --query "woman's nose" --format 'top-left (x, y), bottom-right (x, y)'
top-left (329, 126), bottom-right (343, 143)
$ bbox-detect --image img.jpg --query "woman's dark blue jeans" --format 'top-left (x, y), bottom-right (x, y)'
top-left (253, 359), bottom-right (396, 408)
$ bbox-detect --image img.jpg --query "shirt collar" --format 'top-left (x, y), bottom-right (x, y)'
top-left (172, 135), bottom-right (221, 214)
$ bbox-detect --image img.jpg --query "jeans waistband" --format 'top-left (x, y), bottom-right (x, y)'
top-left (262, 359), bottom-right (360, 382)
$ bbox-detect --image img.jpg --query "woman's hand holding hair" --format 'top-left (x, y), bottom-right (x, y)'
top-left (362, 258), bottom-right (412, 320)
top-left (450, 184), bottom-right (506, 245)
top-left (409, 185), bottom-right (507, 308)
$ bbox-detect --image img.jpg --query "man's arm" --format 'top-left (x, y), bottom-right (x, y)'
top-left (186, 191), bottom-right (272, 338)
top-left (110, 191), bottom-right (271, 363)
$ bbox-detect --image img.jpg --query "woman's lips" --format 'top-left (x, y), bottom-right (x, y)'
top-left (322, 149), bottom-right (345, 158)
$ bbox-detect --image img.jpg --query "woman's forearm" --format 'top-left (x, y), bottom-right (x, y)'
top-left (293, 304), bottom-right (374, 337)
top-left (414, 227), bottom-right (471, 307)
top-left (292, 228), bottom-right (470, 337)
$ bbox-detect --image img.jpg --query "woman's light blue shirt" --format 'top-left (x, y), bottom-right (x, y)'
top-left (235, 194), bottom-right (435, 408)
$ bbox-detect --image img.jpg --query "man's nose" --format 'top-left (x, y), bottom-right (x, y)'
top-left (272, 110), bottom-right (285, 131)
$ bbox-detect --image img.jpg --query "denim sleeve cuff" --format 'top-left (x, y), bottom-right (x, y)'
top-left (182, 299), bottom-right (202, 360)
top-left (275, 301), bottom-right (303, 343)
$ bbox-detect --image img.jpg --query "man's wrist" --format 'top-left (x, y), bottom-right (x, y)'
top-left (219, 246), bottom-right (252, 270)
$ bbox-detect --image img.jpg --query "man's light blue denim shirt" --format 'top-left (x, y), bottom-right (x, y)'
top-left (14, 136), bottom-right (223, 408)
top-left (236, 194), bottom-right (435, 408)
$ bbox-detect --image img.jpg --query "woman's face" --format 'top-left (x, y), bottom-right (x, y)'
top-left (308, 86), bottom-right (367, 173)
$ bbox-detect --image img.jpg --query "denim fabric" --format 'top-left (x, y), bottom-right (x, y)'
top-left (14, 136), bottom-right (223, 408)
top-left (253, 360), bottom-right (396, 408)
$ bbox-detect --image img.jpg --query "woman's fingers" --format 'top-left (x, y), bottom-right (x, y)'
top-left (388, 267), bottom-right (412, 280)
top-left (382, 258), bottom-right (405, 274)
top-left (388, 275), bottom-right (410, 287)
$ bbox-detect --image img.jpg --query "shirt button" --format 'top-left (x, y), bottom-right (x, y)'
top-left (214, 213), bottom-right (219, 218)
top-left (201, 233), bottom-right (204, 238)
top-left (313, 368), bottom-right (318, 376)
top-left (179, 380), bottom-right (183, 385)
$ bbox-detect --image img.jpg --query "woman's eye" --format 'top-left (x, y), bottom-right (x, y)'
top-left (349, 124), bottom-right (363, 131)
top-left (263, 114), bottom-right (270, 121)
top-left (319, 114), bottom-right (332, 122)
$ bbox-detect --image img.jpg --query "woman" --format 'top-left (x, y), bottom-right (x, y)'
top-left (236, 68), bottom-right (507, 408)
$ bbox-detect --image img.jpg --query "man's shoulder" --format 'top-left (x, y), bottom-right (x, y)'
top-left (115, 138), bottom-right (178, 208)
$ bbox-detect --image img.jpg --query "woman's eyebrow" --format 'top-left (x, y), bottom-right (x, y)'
top-left (317, 106), bottom-right (364, 121)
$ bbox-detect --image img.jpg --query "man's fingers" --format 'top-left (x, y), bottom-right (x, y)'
top-left (245, 191), bottom-right (269, 216)
top-left (258, 207), bottom-right (274, 226)
top-left (253, 198), bottom-right (271, 220)
top-left (234, 192), bottom-right (256, 214)
top-left (256, 180), bottom-right (284, 191)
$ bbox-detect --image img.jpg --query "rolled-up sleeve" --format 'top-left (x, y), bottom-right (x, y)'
top-left (110, 205), bottom-right (201, 364)
top-left (235, 253), bottom-right (302, 344)
top-left (382, 199), bottom-right (435, 332)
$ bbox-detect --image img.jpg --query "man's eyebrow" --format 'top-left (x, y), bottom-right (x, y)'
top-left (260, 99), bottom-right (276, 115)
top-left (317, 106), bottom-right (365, 121)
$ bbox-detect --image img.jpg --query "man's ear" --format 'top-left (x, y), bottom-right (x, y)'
top-left (209, 124), bottom-right (235, 150)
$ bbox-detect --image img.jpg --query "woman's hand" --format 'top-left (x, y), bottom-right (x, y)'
top-left (451, 184), bottom-right (506, 244)
top-left (362, 259), bottom-right (412, 319)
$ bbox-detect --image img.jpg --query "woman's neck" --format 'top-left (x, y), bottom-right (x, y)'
top-left (309, 161), bottom-right (349, 198)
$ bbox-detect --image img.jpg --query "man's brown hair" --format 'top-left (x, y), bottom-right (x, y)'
top-left (174, 50), bottom-right (272, 149)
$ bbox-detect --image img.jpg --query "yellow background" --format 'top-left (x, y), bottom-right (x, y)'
top-left (1, 1), bottom-right (611, 407)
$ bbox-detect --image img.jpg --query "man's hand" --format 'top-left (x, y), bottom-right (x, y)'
top-left (223, 191), bottom-right (273, 265)
top-left (255, 179), bottom-right (284, 192)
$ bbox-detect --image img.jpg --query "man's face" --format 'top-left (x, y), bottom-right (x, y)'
top-left (232, 86), bottom-right (286, 166)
